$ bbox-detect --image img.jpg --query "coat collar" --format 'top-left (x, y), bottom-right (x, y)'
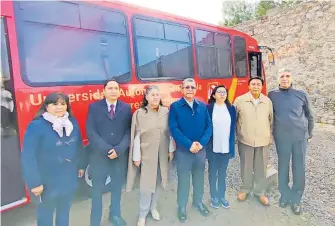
top-left (244, 92), bottom-right (267, 104)
top-left (177, 97), bottom-right (200, 107)
top-left (279, 84), bottom-right (294, 91)
top-left (207, 102), bottom-right (235, 118)
top-left (143, 105), bottom-right (168, 117)
top-left (101, 98), bottom-right (123, 120)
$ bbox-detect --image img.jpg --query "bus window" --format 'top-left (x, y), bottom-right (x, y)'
top-left (134, 18), bottom-right (193, 80)
top-left (248, 52), bottom-right (262, 78)
top-left (20, 1), bottom-right (80, 28)
top-left (195, 29), bottom-right (232, 79)
top-left (233, 36), bottom-right (248, 77)
top-left (250, 55), bottom-right (258, 77)
top-left (18, 2), bottom-right (131, 86)
top-left (79, 5), bottom-right (127, 34)
top-left (1, 19), bottom-right (10, 81)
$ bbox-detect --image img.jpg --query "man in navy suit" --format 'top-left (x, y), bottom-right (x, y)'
top-left (169, 78), bottom-right (213, 223)
top-left (86, 79), bottom-right (132, 226)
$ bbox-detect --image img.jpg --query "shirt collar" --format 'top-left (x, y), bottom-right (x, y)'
top-left (249, 92), bottom-right (260, 100)
top-left (106, 99), bottom-right (117, 110)
top-left (146, 105), bottom-right (161, 113)
top-left (247, 92), bottom-right (265, 103)
top-left (279, 84), bottom-right (293, 91)
top-left (180, 97), bottom-right (199, 106)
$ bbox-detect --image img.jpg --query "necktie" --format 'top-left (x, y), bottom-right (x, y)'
top-left (110, 104), bottom-right (115, 117)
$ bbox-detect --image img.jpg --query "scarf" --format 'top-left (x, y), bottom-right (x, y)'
top-left (42, 112), bottom-right (73, 137)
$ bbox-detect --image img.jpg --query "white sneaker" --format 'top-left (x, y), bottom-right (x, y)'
top-left (150, 209), bottom-right (161, 221)
top-left (137, 217), bottom-right (146, 226)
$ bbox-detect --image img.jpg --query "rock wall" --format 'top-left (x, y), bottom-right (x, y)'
top-left (234, 0), bottom-right (335, 124)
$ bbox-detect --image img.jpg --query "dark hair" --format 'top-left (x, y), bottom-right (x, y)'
top-left (248, 76), bottom-right (264, 85)
top-left (34, 92), bottom-right (72, 119)
top-left (140, 85), bottom-right (162, 113)
top-left (103, 78), bottom-right (119, 89)
top-left (208, 85), bottom-right (232, 107)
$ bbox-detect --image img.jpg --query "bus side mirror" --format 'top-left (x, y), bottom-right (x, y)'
top-left (258, 46), bottom-right (275, 66)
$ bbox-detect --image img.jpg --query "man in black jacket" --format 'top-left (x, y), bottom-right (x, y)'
top-left (86, 79), bottom-right (132, 226)
top-left (268, 68), bottom-right (314, 215)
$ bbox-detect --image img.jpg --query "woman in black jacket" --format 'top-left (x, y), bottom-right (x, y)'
top-left (206, 85), bottom-right (236, 209)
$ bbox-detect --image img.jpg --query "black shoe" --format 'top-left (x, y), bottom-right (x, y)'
top-left (177, 207), bottom-right (187, 223)
top-left (109, 216), bottom-right (127, 226)
top-left (192, 202), bottom-right (210, 217)
top-left (291, 203), bottom-right (302, 215)
top-left (279, 197), bottom-right (290, 208)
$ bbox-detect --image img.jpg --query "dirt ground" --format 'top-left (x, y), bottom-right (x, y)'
top-left (3, 123), bottom-right (334, 226)
top-left (1, 187), bottom-right (312, 226)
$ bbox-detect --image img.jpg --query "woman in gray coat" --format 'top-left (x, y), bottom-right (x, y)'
top-left (126, 86), bottom-right (175, 226)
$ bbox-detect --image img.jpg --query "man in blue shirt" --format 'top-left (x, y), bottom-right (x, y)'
top-left (169, 78), bottom-right (213, 223)
top-left (268, 68), bottom-right (314, 215)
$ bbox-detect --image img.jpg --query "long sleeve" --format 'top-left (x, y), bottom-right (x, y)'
top-left (132, 133), bottom-right (141, 161)
top-left (269, 99), bottom-right (274, 132)
top-left (86, 105), bottom-right (113, 155)
top-left (21, 121), bottom-right (42, 190)
top-left (303, 92), bottom-right (314, 138)
top-left (169, 136), bottom-right (176, 153)
top-left (75, 121), bottom-right (86, 170)
top-left (168, 103), bottom-right (193, 150)
top-left (229, 106), bottom-right (237, 158)
top-left (113, 105), bottom-right (132, 156)
top-left (233, 97), bottom-right (241, 138)
top-left (129, 110), bottom-right (139, 163)
top-left (199, 108), bottom-right (213, 147)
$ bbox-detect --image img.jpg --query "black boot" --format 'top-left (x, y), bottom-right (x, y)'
top-left (192, 202), bottom-right (210, 217)
top-left (291, 203), bottom-right (302, 215)
top-left (177, 207), bottom-right (187, 223)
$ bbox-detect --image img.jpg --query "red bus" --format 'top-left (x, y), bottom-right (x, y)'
top-left (1, 0), bottom-right (270, 212)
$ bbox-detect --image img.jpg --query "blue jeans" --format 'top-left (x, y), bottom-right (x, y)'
top-left (208, 153), bottom-right (230, 200)
top-left (36, 193), bottom-right (73, 226)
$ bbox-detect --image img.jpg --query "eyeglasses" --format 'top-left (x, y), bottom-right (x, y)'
top-left (183, 86), bottom-right (196, 90)
top-left (216, 90), bottom-right (227, 95)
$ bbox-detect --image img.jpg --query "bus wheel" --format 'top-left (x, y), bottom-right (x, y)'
top-left (81, 164), bottom-right (112, 195)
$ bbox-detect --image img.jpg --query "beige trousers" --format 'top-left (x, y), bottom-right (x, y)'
top-left (238, 142), bottom-right (268, 196)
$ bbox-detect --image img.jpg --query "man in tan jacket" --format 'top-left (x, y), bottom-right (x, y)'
top-left (234, 77), bottom-right (273, 206)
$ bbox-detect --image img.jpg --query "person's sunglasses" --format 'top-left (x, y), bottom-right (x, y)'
top-left (183, 86), bottom-right (196, 90)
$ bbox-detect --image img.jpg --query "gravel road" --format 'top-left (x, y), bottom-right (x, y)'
top-left (221, 123), bottom-right (335, 226)
top-left (2, 123), bottom-right (334, 226)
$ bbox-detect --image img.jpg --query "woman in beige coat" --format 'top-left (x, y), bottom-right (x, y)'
top-left (126, 85), bottom-right (175, 226)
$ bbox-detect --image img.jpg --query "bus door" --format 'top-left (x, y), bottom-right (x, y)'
top-left (1, 17), bottom-right (27, 212)
top-left (248, 51), bottom-right (262, 78)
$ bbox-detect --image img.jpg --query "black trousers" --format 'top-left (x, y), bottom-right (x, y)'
top-left (90, 160), bottom-right (125, 226)
top-left (175, 150), bottom-right (206, 208)
top-left (274, 137), bottom-right (307, 204)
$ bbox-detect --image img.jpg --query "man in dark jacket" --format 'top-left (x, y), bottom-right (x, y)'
top-left (169, 78), bottom-right (213, 223)
top-left (86, 79), bottom-right (132, 226)
top-left (268, 68), bottom-right (314, 215)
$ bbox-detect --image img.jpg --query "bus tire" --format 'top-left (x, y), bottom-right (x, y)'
top-left (77, 164), bottom-right (112, 197)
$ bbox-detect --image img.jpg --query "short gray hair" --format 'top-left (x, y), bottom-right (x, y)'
top-left (182, 78), bottom-right (196, 87)
top-left (277, 67), bottom-right (293, 78)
